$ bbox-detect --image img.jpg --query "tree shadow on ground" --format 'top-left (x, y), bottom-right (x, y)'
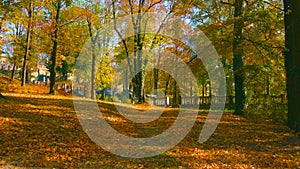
top-left (0, 95), bottom-right (299, 168)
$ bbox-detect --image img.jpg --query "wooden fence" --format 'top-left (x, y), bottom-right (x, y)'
top-left (149, 95), bottom-right (286, 109)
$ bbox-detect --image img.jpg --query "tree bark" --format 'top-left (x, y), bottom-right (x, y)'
top-left (87, 18), bottom-right (96, 99)
top-left (21, 1), bottom-right (32, 87)
top-left (284, 0), bottom-right (300, 131)
top-left (10, 62), bottom-right (16, 81)
top-left (154, 68), bottom-right (158, 94)
top-left (49, 1), bottom-right (61, 94)
top-left (233, 0), bottom-right (246, 115)
top-left (165, 74), bottom-right (171, 96)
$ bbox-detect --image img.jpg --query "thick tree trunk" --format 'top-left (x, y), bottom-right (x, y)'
top-left (21, 1), bottom-right (32, 87)
top-left (49, 1), bottom-right (61, 94)
top-left (284, 0), bottom-right (300, 131)
top-left (233, 0), bottom-right (246, 115)
top-left (49, 32), bottom-right (58, 94)
top-left (136, 12), bottom-right (145, 103)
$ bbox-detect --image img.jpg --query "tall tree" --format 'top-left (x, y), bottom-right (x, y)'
top-left (84, 1), bottom-right (111, 99)
top-left (46, 0), bottom-right (74, 94)
top-left (21, 0), bottom-right (33, 86)
top-left (232, 0), bottom-right (245, 115)
top-left (112, 0), bottom-right (173, 103)
top-left (284, 0), bottom-right (300, 131)
top-left (48, 0), bottom-right (62, 94)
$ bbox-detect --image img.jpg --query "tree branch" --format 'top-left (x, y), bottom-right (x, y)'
top-left (58, 15), bottom-right (82, 28)
top-left (261, 0), bottom-right (284, 11)
top-left (220, 1), bottom-right (234, 6)
top-left (243, 37), bottom-right (285, 50)
top-left (144, 0), bottom-right (163, 13)
top-left (112, 0), bottom-right (134, 77)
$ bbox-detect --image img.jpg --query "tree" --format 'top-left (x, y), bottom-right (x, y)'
top-left (84, 1), bottom-right (111, 99)
top-left (284, 0), bottom-right (300, 131)
top-left (48, 0), bottom-right (63, 94)
top-left (112, 0), bottom-right (176, 103)
top-left (21, 0), bottom-right (33, 86)
top-left (44, 0), bottom-right (77, 94)
top-left (95, 54), bottom-right (113, 94)
top-left (232, 0), bottom-right (246, 115)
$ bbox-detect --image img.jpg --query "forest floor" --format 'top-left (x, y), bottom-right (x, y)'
top-left (0, 92), bottom-right (300, 168)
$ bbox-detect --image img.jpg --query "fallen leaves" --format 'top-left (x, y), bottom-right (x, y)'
top-left (0, 93), bottom-right (299, 168)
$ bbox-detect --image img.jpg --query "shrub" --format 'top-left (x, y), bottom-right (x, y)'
top-left (104, 96), bottom-right (110, 101)
top-left (121, 96), bottom-right (131, 104)
top-left (245, 95), bottom-right (287, 124)
top-left (112, 96), bottom-right (120, 102)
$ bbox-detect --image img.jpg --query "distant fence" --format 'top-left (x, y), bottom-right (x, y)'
top-left (149, 95), bottom-right (286, 109)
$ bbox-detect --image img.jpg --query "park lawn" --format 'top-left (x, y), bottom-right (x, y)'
top-left (0, 93), bottom-right (299, 168)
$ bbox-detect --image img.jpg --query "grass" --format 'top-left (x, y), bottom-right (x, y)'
top-left (0, 92), bottom-right (299, 168)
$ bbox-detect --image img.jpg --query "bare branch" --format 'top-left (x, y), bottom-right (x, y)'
top-left (261, 0), bottom-right (284, 11)
top-left (243, 37), bottom-right (285, 50)
top-left (112, 0), bottom-right (134, 77)
top-left (144, 0), bottom-right (163, 13)
top-left (220, 1), bottom-right (234, 6)
top-left (58, 15), bottom-right (82, 28)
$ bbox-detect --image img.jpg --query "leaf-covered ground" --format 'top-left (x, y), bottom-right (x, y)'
top-left (0, 93), bottom-right (299, 168)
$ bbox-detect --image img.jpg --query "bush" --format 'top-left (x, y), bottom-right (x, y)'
top-left (121, 96), bottom-right (131, 104)
top-left (112, 96), bottom-right (120, 102)
top-left (245, 95), bottom-right (287, 124)
top-left (104, 96), bottom-right (110, 101)
top-left (96, 94), bottom-right (101, 100)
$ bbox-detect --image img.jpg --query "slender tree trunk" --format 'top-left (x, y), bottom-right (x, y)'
top-left (26, 65), bottom-right (29, 83)
top-left (153, 50), bottom-right (162, 96)
top-left (172, 79), bottom-right (177, 106)
top-left (266, 76), bottom-right (270, 95)
top-left (233, 0), bottom-right (246, 115)
top-left (284, 0), bottom-right (300, 131)
top-left (154, 68), bottom-right (158, 94)
top-left (125, 69), bottom-right (128, 91)
top-left (49, 1), bottom-right (61, 94)
top-left (21, 1), bottom-right (32, 87)
top-left (202, 84), bottom-right (205, 104)
top-left (0, 20), bottom-right (2, 55)
top-left (10, 63), bottom-right (16, 81)
top-left (87, 18), bottom-right (96, 99)
top-left (165, 74), bottom-right (171, 96)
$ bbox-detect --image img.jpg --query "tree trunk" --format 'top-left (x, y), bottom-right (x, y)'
top-left (87, 18), bottom-right (96, 100)
top-left (136, 12), bottom-right (145, 103)
top-left (165, 74), bottom-right (171, 96)
top-left (26, 65), bottom-right (29, 83)
top-left (233, 0), bottom-right (246, 115)
top-left (21, 1), bottom-right (32, 87)
top-left (125, 69), bottom-right (128, 91)
top-left (49, 1), bottom-right (61, 94)
top-left (284, 0), bottom-right (300, 131)
top-left (172, 79), bottom-right (177, 106)
top-left (154, 68), bottom-right (158, 94)
top-left (10, 63), bottom-right (16, 81)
